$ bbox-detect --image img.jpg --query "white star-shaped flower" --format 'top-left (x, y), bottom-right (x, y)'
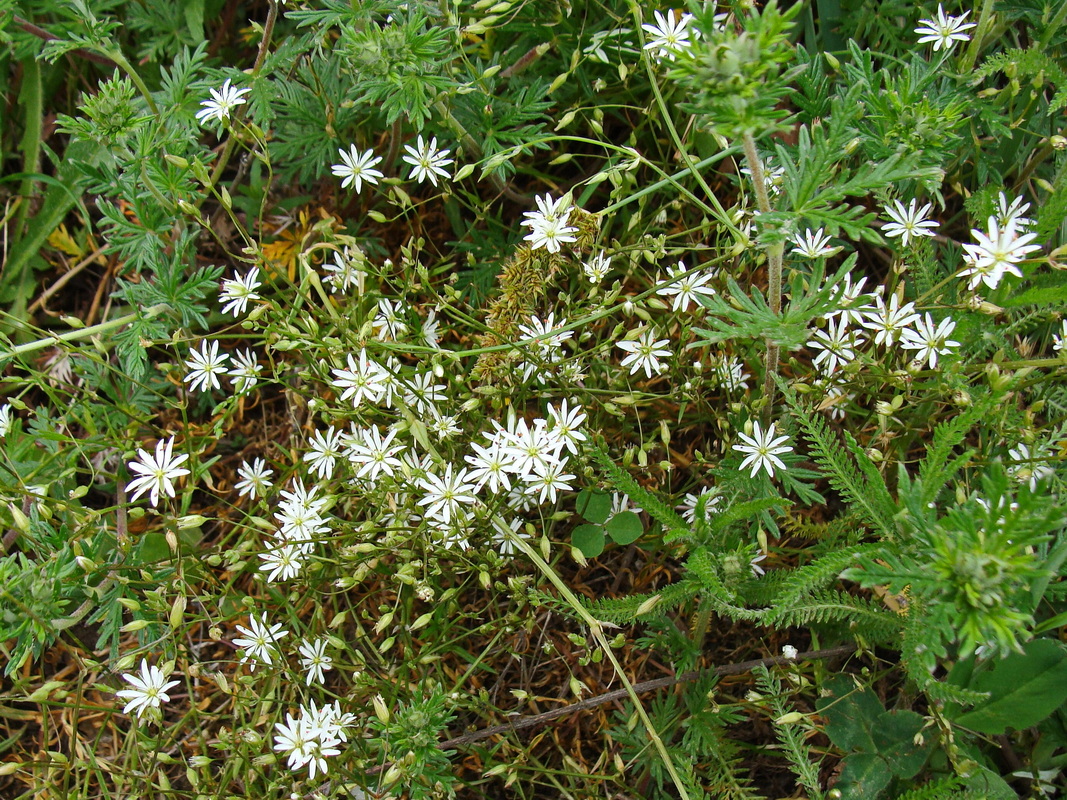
top-left (733, 421), bottom-right (793, 479)
top-left (195, 78), bottom-right (251, 125)
top-left (331, 145), bottom-right (383, 193)
top-left (126, 437), bottom-right (190, 507)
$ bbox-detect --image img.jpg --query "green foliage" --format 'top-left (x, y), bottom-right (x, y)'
top-left (3, 0), bottom-right (1067, 796)
top-left (366, 684), bottom-right (457, 800)
top-left (817, 676), bottom-right (935, 800)
top-left (752, 664), bottom-right (824, 797)
top-left (669, 0), bottom-right (803, 140)
top-left (784, 387), bottom-right (898, 540)
top-left (951, 639), bottom-right (1067, 734)
top-left (845, 465), bottom-right (1064, 661)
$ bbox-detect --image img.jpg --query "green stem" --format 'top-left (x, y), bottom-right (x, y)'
top-left (107, 50), bottom-right (158, 115)
top-left (632, 1), bottom-right (737, 237)
top-left (1040, 0), bottom-right (1067, 48)
top-left (14, 56), bottom-right (42, 239)
top-left (960, 0), bottom-right (995, 74)
top-left (500, 521), bottom-right (692, 800)
top-left (0, 303), bottom-right (171, 363)
top-left (741, 132), bottom-right (784, 423)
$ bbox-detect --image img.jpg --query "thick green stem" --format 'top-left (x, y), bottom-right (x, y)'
top-left (960, 0), bottom-right (995, 74)
top-left (741, 132), bottom-right (784, 423)
top-left (107, 50), bottom-right (158, 115)
top-left (15, 57), bottom-right (43, 239)
top-left (0, 303), bottom-right (171, 363)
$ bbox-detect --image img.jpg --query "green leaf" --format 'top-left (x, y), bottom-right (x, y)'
top-left (606, 511), bottom-right (643, 545)
top-left (135, 532), bottom-right (171, 564)
top-left (575, 490), bottom-right (611, 524)
top-left (872, 710), bottom-right (930, 779)
top-left (183, 0), bottom-right (205, 41)
top-left (953, 639), bottom-right (1067, 734)
top-left (819, 676), bottom-right (882, 752)
top-left (571, 524), bottom-right (605, 558)
top-left (834, 752), bottom-right (892, 800)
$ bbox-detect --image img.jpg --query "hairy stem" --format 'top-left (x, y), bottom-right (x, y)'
top-left (741, 132), bottom-right (784, 423)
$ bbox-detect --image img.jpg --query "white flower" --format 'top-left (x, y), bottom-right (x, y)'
top-left (527, 459), bottom-right (575, 504)
top-left (733, 421), bottom-right (793, 479)
top-left (741, 158), bottom-right (784, 197)
top-left (900, 313), bottom-right (960, 369)
top-left (501, 417), bottom-right (564, 477)
top-left (518, 313), bottom-right (572, 382)
top-left (915, 5), bottom-right (976, 51)
top-left (1054, 320), bottom-right (1067, 353)
top-left (882, 199), bottom-right (938, 246)
top-left (347, 425), bottom-right (405, 483)
top-left (400, 370), bottom-right (446, 416)
top-left (617, 328), bottom-right (671, 378)
top-left (126, 437), bottom-right (190, 507)
top-left (782, 644), bottom-right (799, 660)
top-left (677, 488), bottom-right (722, 524)
top-left (401, 135), bottom-right (454, 186)
top-left (710, 355), bottom-right (750, 392)
top-left (823, 273), bottom-right (875, 326)
top-left (116, 659), bottom-right (180, 720)
top-left (304, 427), bottom-right (345, 481)
top-left (372, 298), bottom-right (409, 341)
top-left (523, 215), bottom-right (578, 254)
top-left (258, 542), bottom-right (305, 582)
top-left (273, 713), bottom-right (317, 772)
top-left (331, 349), bottom-right (387, 407)
top-left (322, 246), bottom-right (366, 294)
top-left (219, 267), bottom-right (262, 316)
top-left (274, 488), bottom-right (331, 545)
top-left (232, 613), bottom-right (288, 670)
top-left (421, 308), bottom-right (442, 348)
top-left (235, 457), bottom-right (273, 500)
top-left (184, 339), bottom-right (230, 393)
top-left (807, 317), bottom-right (865, 376)
top-left (417, 465), bottom-right (478, 524)
top-left (520, 193), bottom-right (577, 254)
top-left (228, 348), bottom-right (261, 394)
top-left (790, 228), bottom-right (835, 259)
top-left (195, 78), bottom-right (250, 125)
top-left (642, 10), bottom-right (696, 61)
top-left (656, 260), bottom-right (716, 312)
top-left (996, 192), bottom-right (1034, 231)
top-left (465, 439), bottom-right (517, 494)
top-left (298, 638), bottom-right (334, 686)
top-left (546, 400), bottom-right (587, 455)
top-left (861, 292), bottom-right (920, 347)
top-left (331, 146), bottom-right (383, 193)
top-left (583, 251), bottom-right (612, 283)
top-left (959, 217), bottom-right (1042, 291)
top-left (0, 403), bottom-right (12, 437)
top-left (1008, 442), bottom-right (1055, 491)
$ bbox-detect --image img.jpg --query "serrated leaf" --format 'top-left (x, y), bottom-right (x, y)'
top-left (605, 511), bottom-right (643, 545)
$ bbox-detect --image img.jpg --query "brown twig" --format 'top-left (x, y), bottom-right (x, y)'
top-left (354, 643), bottom-right (857, 786)
top-left (435, 644), bottom-right (856, 750)
top-left (12, 15), bottom-right (117, 67)
top-left (28, 245), bottom-right (108, 315)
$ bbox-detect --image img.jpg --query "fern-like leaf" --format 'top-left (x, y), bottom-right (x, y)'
top-left (784, 388), bottom-right (897, 539)
top-left (590, 444), bottom-right (687, 532)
